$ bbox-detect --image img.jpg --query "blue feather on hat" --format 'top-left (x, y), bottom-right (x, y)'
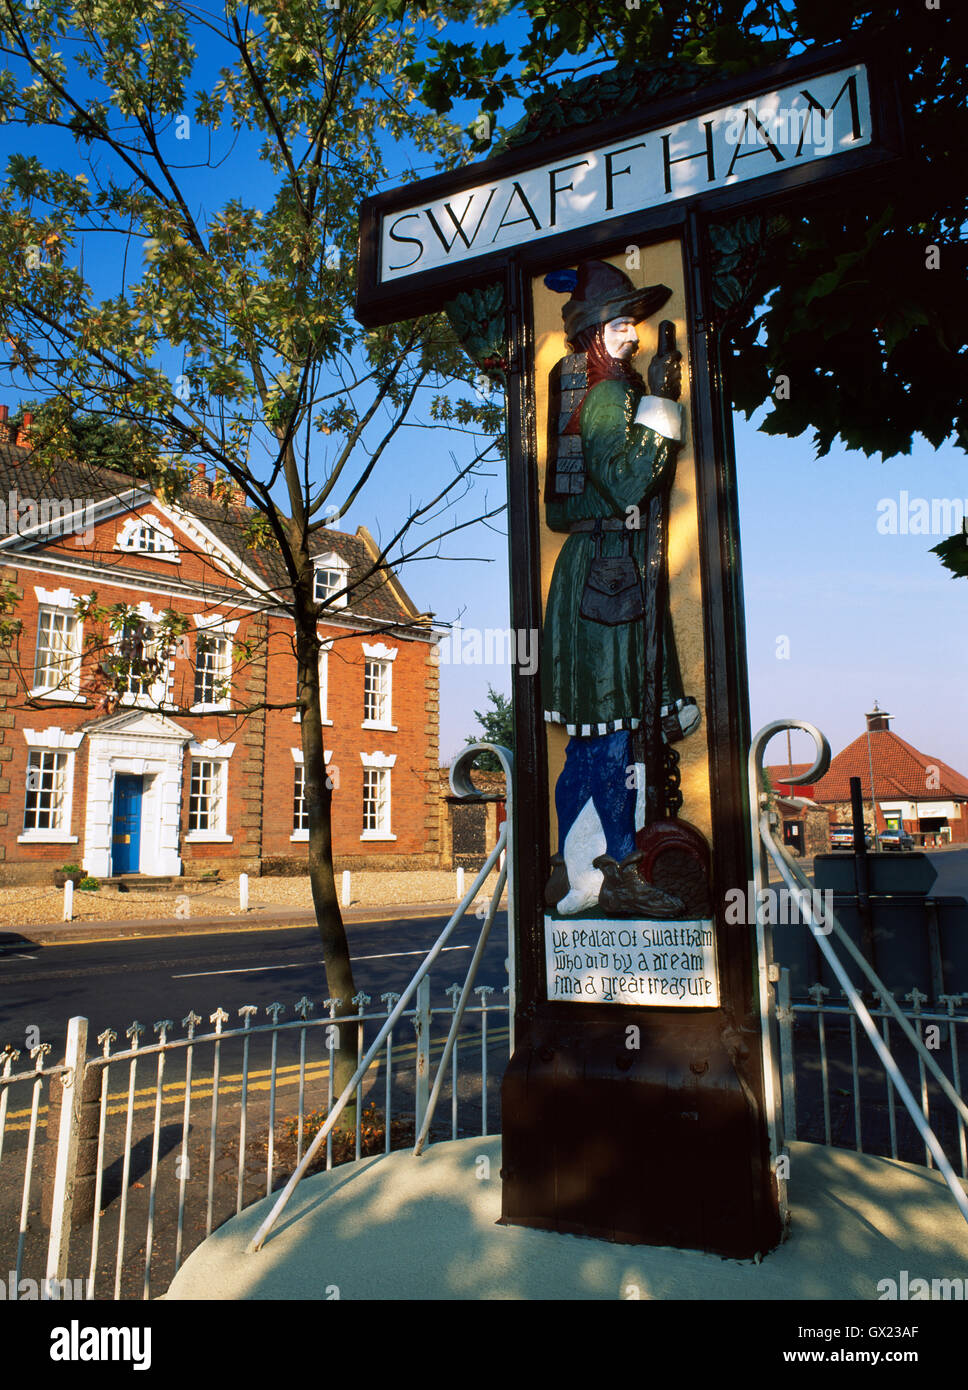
top-left (544, 268), bottom-right (578, 293)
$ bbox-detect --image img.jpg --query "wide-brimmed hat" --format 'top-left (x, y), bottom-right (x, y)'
top-left (547, 261), bottom-right (672, 342)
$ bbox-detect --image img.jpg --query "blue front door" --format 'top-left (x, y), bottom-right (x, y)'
top-left (111, 774), bottom-right (143, 874)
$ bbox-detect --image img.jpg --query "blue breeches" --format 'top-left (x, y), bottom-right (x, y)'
top-left (554, 730), bottom-right (636, 862)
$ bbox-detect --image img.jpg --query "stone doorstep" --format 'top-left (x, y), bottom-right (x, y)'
top-left (99, 873), bottom-right (223, 894)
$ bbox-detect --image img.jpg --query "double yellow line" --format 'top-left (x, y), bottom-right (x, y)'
top-left (1, 1027), bottom-right (510, 1129)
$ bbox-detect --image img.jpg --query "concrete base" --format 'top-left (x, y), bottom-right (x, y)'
top-left (163, 1137), bottom-right (968, 1301)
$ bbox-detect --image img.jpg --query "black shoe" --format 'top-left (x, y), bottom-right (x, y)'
top-left (544, 853), bottom-right (570, 909)
top-left (593, 851), bottom-right (684, 919)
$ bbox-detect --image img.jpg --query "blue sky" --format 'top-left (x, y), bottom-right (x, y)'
top-left (737, 413), bottom-right (968, 776)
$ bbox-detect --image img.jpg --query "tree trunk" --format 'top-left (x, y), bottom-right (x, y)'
top-left (295, 605), bottom-right (359, 1133)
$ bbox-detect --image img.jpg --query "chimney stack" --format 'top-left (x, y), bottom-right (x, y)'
top-left (189, 460), bottom-right (212, 498)
top-left (16, 410), bottom-right (33, 449)
top-left (865, 701), bottom-right (891, 733)
top-left (211, 469), bottom-right (246, 507)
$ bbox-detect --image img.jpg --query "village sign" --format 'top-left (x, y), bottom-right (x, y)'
top-left (356, 41), bottom-right (904, 1257)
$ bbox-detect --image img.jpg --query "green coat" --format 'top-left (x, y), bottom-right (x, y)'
top-left (541, 376), bottom-right (683, 733)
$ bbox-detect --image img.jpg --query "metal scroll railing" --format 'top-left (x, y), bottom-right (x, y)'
top-left (749, 720), bottom-right (968, 1227)
top-left (245, 742), bottom-right (513, 1254)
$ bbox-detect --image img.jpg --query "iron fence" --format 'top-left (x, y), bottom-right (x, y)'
top-left (778, 973), bottom-right (968, 1174)
top-left (0, 739), bottom-right (515, 1301)
top-left (0, 1041), bottom-right (66, 1297)
top-left (750, 717), bottom-right (968, 1229)
top-left (0, 981), bottom-right (510, 1302)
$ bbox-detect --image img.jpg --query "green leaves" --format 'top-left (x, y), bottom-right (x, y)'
top-left (931, 530), bottom-right (968, 580)
top-left (408, 1), bottom-right (776, 121)
top-left (465, 684), bottom-right (513, 770)
top-left (444, 282), bottom-right (506, 381)
top-left (408, 37), bottom-right (513, 117)
top-left (0, 2), bottom-right (499, 522)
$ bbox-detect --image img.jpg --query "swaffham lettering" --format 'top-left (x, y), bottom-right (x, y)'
top-left (639, 925), bottom-right (713, 948)
top-left (604, 143), bottom-right (645, 210)
top-left (424, 189), bottom-right (497, 254)
top-left (380, 66), bottom-right (870, 279)
top-left (660, 121), bottom-right (716, 195)
top-left (492, 181), bottom-right (542, 240)
top-left (723, 110), bottom-right (784, 179)
top-left (545, 918), bottom-right (720, 1007)
top-left (797, 74), bottom-right (864, 154)
top-left (386, 212), bottom-right (425, 270)
top-left (549, 160), bottom-right (592, 226)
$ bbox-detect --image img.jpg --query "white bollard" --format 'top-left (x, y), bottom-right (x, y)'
top-left (456, 866), bottom-right (465, 900)
top-left (341, 869), bottom-right (351, 908)
top-left (63, 879), bottom-right (73, 923)
top-left (239, 872), bottom-right (249, 912)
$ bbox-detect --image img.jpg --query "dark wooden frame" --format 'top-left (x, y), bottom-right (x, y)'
top-left (503, 216), bottom-right (755, 1028)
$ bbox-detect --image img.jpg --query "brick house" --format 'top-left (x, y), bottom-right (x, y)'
top-left (0, 419), bottom-right (440, 884)
top-left (810, 705), bottom-right (968, 847)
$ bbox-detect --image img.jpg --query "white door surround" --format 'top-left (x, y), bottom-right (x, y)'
top-left (82, 710), bottom-right (193, 878)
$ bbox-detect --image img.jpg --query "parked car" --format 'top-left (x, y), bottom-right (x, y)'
top-left (877, 829), bottom-right (915, 851)
top-left (829, 824), bottom-right (872, 850)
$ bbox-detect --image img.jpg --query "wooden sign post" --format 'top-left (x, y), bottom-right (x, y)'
top-left (356, 42), bottom-right (903, 1257)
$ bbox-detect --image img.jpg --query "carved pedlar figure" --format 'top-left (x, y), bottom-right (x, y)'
top-left (541, 260), bottom-right (710, 919)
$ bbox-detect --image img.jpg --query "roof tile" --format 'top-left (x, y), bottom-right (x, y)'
top-left (812, 730), bottom-right (968, 802)
top-left (0, 439), bottom-right (420, 630)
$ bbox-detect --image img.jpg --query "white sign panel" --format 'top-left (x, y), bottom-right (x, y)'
top-left (545, 918), bottom-right (720, 1007)
top-left (380, 65), bottom-right (871, 282)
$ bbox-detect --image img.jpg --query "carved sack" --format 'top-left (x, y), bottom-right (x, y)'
top-left (579, 525), bottom-right (645, 625)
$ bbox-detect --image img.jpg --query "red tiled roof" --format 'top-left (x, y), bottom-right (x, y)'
top-left (812, 731), bottom-right (968, 803)
top-left (0, 439), bottom-right (423, 630)
top-left (766, 762), bottom-right (813, 786)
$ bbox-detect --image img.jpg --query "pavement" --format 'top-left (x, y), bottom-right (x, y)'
top-left (0, 899), bottom-right (463, 947)
top-left (163, 1135), bottom-right (968, 1301)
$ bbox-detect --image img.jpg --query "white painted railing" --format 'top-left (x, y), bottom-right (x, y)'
top-left (246, 741), bottom-right (514, 1253)
top-left (778, 978), bottom-right (967, 1173)
top-left (0, 983), bottom-right (510, 1301)
top-left (0, 742), bottom-right (514, 1301)
top-left (750, 719), bottom-right (968, 1227)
